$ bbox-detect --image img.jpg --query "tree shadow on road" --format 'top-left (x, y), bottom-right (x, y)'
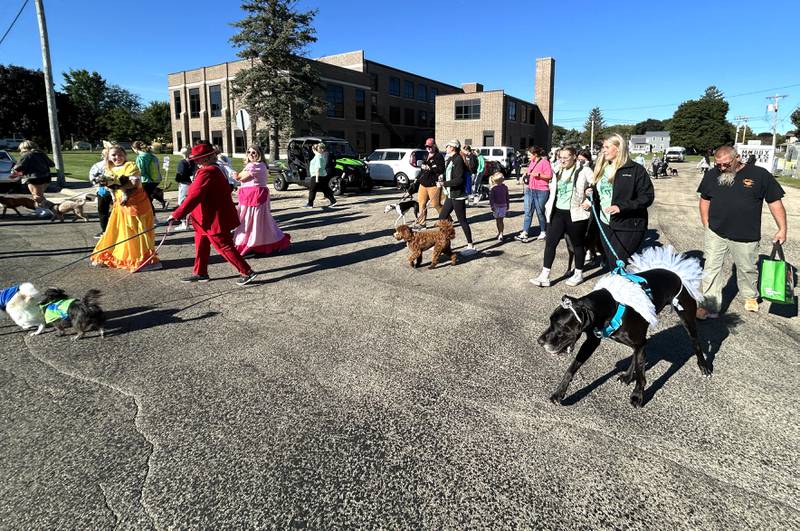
top-left (260, 241), bottom-right (400, 283)
top-left (561, 312), bottom-right (742, 407)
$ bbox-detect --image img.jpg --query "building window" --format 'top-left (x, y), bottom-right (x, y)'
top-left (429, 87), bottom-right (438, 103)
top-left (416, 83), bottom-right (427, 102)
top-left (370, 94), bottom-right (378, 119)
top-left (370, 73), bottom-right (378, 91)
top-left (329, 130), bottom-right (345, 141)
top-left (455, 99), bottom-right (481, 120)
top-left (521, 106), bottom-right (528, 123)
top-left (208, 85), bottom-right (222, 118)
top-left (404, 108), bottom-right (415, 126)
top-left (211, 130), bottom-right (223, 149)
top-left (234, 130), bottom-right (244, 152)
top-left (326, 84), bottom-right (344, 118)
top-left (189, 88), bottom-right (201, 118)
top-left (371, 133), bottom-right (380, 151)
top-left (175, 131), bottom-right (182, 151)
top-left (389, 106), bottom-right (401, 124)
top-left (355, 131), bottom-right (366, 153)
top-left (173, 90), bottom-right (182, 119)
top-left (403, 80), bottom-right (414, 99)
top-left (389, 77), bottom-right (400, 96)
top-left (355, 89), bottom-right (365, 120)
top-left (529, 110), bottom-right (535, 125)
top-left (508, 101), bottom-right (517, 121)
top-left (418, 110), bottom-right (428, 127)
top-left (191, 130), bottom-right (201, 145)
top-left (483, 134), bottom-right (494, 147)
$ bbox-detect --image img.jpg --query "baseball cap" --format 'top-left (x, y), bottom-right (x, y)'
top-left (445, 139), bottom-right (461, 150)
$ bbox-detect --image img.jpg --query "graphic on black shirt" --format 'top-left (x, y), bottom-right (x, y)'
top-left (697, 164), bottom-right (784, 242)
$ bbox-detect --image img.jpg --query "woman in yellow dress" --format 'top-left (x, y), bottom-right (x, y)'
top-left (92, 146), bottom-right (161, 271)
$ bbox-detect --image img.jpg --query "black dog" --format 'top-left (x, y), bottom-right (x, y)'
top-left (669, 168), bottom-right (678, 176)
top-left (384, 199), bottom-right (420, 226)
top-left (38, 288), bottom-right (106, 340)
top-left (538, 248), bottom-right (711, 407)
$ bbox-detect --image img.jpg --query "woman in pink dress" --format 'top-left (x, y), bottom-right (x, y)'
top-left (232, 146), bottom-right (291, 257)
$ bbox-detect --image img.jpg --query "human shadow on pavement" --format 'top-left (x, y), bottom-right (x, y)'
top-left (561, 313), bottom-right (742, 407)
top-left (280, 228), bottom-right (390, 256)
top-left (281, 213), bottom-right (369, 232)
top-left (261, 242), bottom-right (400, 283)
top-left (104, 304), bottom-right (220, 336)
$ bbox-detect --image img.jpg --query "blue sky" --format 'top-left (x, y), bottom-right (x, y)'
top-left (2, 0), bottom-right (798, 133)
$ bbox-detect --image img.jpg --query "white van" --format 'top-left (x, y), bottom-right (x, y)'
top-left (365, 148), bottom-right (426, 187)
top-left (474, 146), bottom-right (515, 169)
top-left (665, 147), bottom-right (686, 162)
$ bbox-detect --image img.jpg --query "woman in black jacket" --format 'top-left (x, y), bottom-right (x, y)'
top-left (414, 138), bottom-right (445, 227)
top-left (173, 146), bottom-right (196, 231)
top-left (10, 140), bottom-right (54, 214)
top-left (589, 134), bottom-right (654, 268)
top-left (437, 139), bottom-right (476, 256)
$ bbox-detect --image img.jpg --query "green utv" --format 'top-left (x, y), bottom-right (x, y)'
top-left (271, 137), bottom-right (372, 196)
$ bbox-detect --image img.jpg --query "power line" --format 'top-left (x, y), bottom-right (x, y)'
top-left (0, 0), bottom-right (29, 48)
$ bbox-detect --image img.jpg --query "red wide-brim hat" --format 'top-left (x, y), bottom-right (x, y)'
top-left (188, 143), bottom-right (216, 161)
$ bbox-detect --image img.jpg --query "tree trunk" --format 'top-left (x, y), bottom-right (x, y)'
top-left (269, 120), bottom-right (280, 162)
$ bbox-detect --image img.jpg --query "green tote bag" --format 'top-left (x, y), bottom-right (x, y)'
top-left (759, 242), bottom-right (794, 304)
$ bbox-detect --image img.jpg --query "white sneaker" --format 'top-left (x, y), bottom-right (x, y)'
top-left (497, 234), bottom-right (504, 241)
top-left (536, 232), bottom-right (547, 240)
top-left (460, 245), bottom-right (478, 256)
top-left (565, 272), bottom-right (584, 287)
top-left (529, 273), bottom-right (551, 287)
top-left (174, 222), bottom-right (188, 232)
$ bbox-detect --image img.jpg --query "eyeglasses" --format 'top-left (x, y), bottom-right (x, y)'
top-left (715, 160), bottom-right (734, 168)
top-left (425, 146), bottom-right (434, 150)
top-left (247, 151), bottom-right (257, 155)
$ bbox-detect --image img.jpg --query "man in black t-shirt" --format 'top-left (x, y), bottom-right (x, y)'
top-left (696, 145), bottom-right (787, 318)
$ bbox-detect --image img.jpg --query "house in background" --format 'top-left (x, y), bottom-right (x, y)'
top-left (645, 131), bottom-right (670, 152)
top-left (629, 135), bottom-right (651, 153)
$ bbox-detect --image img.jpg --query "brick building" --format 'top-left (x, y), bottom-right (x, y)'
top-left (167, 51), bottom-right (554, 157)
top-left (434, 58), bottom-right (555, 151)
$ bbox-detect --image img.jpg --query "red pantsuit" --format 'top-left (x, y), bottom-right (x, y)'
top-left (171, 163), bottom-right (252, 277)
top-left (192, 227), bottom-right (250, 276)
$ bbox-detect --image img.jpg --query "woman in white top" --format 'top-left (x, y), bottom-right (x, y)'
top-left (530, 147), bottom-right (593, 287)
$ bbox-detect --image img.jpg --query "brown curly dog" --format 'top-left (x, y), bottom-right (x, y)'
top-left (393, 220), bottom-right (457, 269)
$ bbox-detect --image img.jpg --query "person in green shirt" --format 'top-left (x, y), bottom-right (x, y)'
top-left (132, 141), bottom-right (162, 218)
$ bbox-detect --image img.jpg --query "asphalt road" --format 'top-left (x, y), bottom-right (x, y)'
top-left (1, 163), bottom-right (798, 528)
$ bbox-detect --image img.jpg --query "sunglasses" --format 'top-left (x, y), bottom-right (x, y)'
top-left (715, 160), bottom-right (734, 168)
top-left (425, 146), bottom-right (434, 149)
top-left (247, 151), bottom-right (257, 155)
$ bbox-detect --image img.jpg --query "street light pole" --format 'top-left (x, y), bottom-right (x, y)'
top-left (33, 0), bottom-right (64, 188)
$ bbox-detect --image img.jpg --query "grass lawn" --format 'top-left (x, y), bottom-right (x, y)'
top-left (776, 175), bottom-right (800, 189)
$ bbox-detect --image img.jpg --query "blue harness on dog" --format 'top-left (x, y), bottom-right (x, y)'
top-left (0, 285), bottom-right (20, 312)
top-left (589, 199), bottom-right (653, 339)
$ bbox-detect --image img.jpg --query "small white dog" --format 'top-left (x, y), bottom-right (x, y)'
top-left (4, 283), bottom-right (46, 335)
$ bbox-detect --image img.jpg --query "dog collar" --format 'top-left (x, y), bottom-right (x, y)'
top-left (594, 303), bottom-right (627, 339)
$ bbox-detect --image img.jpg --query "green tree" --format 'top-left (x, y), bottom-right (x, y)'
top-left (583, 107), bottom-right (606, 147)
top-left (62, 69), bottom-right (109, 142)
top-left (139, 101), bottom-right (171, 142)
top-left (701, 85), bottom-right (724, 100)
top-left (633, 118), bottom-right (665, 135)
top-left (230, 0), bottom-right (323, 161)
top-left (100, 107), bottom-right (142, 142)
top-left (0, 65), bottom-right (53, 147)
top-left (604, 124), bottom-right (635, 139)
top-left (791, 106), bottom-right (800, 135)
top-left (105, 85), bottom-right (142, 113)
top-left (670, 88), bottom-right (733, 152)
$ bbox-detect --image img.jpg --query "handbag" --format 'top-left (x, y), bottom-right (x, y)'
top-left (759, 242), bottom-right (795, 304)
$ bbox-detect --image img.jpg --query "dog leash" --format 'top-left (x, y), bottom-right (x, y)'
top-left (32, 224), bottom-right (168, 281)
top-left (105, 220), bottom-right (174, 286)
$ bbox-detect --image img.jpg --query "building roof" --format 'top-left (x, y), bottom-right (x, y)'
top-left (645, 131), bottom-right (670, 138)
top-left (630, 135), bottom-right (648, 143)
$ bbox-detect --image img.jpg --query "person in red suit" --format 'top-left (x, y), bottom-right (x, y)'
top-left (169, 142), bottom-right (258, 286)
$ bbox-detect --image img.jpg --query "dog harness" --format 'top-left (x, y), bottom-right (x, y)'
top-left (40, 299), bottom-right (75, 324)
top-left (0, 285), bottom-right (20, 311)
top-left (588, 199), bottom-right (654, 339)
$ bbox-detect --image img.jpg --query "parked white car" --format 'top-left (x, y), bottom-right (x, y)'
top-left (474, 146), bottom-right (515, 169)
top-left (665, 147), bottom-right (686, 162)
top-left (0, 150), bottom-right (21, 190)
top-left (365, 148), bottom-right (426, 187)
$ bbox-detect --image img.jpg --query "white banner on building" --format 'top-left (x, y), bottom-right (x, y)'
top-left (735, 144), bottom-right (775, 172)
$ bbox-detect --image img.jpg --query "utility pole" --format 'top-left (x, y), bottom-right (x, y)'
top-left (734, 115), bottom-right (751, 145)
top-left (34, 0), bottom-right (64, 188)
top-left (766, 94), bottom-right (788, 148)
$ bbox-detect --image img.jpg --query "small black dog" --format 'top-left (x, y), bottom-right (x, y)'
top-left (669, 168), bottom-right (678, 176)
top-left (37, 288), bottom-right (106, 340)
top-left (538, 246), bottom-right (711, 408)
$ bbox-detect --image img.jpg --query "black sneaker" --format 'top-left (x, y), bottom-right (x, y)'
top-left (94, 232), bottom-right (104, 239)
top-left (236, 271), bottom-right (258, 286)
top-left (329, 199), bottom-right (337, 207)
top-left (180, 274), bottom-right (210, 283)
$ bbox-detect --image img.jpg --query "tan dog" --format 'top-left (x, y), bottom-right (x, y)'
top-left (393, 220), bottom-right (457, 269)
top-left (53, 194), bottom-right (96, 222)
top-left (0, 195), bottom-right (37, 217)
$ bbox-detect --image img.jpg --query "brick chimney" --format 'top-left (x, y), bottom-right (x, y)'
top-left (534, 57), bottom-right (555, 149)
top-left (462, 82), bottom-right (483, 93)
